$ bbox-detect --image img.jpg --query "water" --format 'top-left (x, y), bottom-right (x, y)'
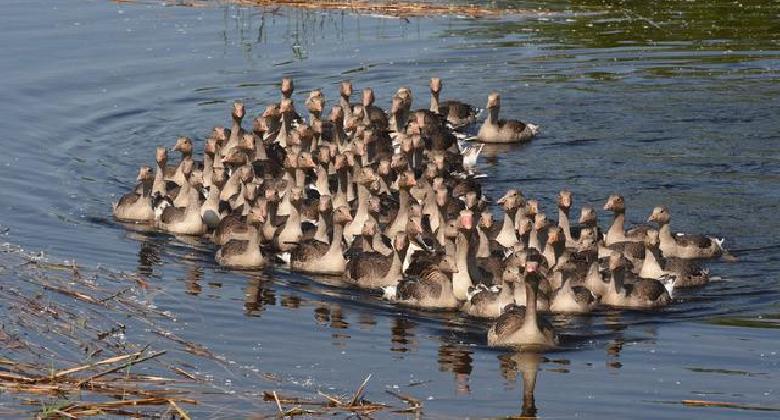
top-left (1, 0), bottom-right (779, 416)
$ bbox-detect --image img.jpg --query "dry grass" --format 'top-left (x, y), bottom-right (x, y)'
top-left (153, 0), bottom-right (542, 18)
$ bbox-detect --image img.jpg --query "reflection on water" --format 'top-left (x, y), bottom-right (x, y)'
top-left (1, 0), bottom-right (779, 417)
top-left (499, 351), bottom-right (543, 417)
top-left (437, 341), bottom-right (474, 395)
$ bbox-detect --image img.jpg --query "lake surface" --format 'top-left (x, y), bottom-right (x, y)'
top-left (1, 0), bottom-right (779, 417)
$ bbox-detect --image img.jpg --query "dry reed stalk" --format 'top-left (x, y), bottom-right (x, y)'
top-left (154, 0), bottom-right (541, 18)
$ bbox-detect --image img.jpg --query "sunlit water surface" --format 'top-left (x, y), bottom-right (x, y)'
top-left (1, 0), bottom-right (779, 417)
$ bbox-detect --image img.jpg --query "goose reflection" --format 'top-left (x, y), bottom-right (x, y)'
top-left (390, 316), bottom-right (417, 354)
top-left (437, 340), bottom-right (473, 396)
top-left (183, 264), bottom-right (203, 296)
top-left (498, 351), bottom-right (543, 418)
top-left (280, 294), bottom-right (301, 308)
top-left (604, 311), bottom-right (626, 369)
top-left (313, 303), bottom-right (351, 347)
top-left (244, 274), bottom-right (276, 315)
top-left (135, 235), bottom-right (161, 277)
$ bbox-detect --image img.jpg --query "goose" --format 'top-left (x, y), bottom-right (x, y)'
top-left (388, 253), bottom-right (460, 310)
top-left (156, 160), bottom-right (207, 235)
top-left (276, 187), bottom-right (305, 252)
top-left (386, 170), bottom-right (417, 237)
top-left (223, 101), bottom-right (246, 156)
top-left (495, 190), bottom-right (523, 248)
top-left (170, 136), bottom-right (199, 187)
top-left (361, 87), bottom-right (388, 131)
top-left (212, 180), bottom-right (259, 246)
top-left (279, 77), bottom-right (303, 123)
top-left (603, 194), bottom-right (649, 246)
top-left (339, 80), bottom-right (354, 123)
top-left (200, 169), bottom-right (229, 229)
top-left (507, 251), bottom-right (552, 312)
top-left (549, 269), bottom-right (598, 313)
top-left (528, 212), bottom-right (550, 251)
top-left (477, 92), bottom-right (539, 144)
top-left (462, 277), bottom-right (516, 319)
top-left (602, 253), bottom-right (672, 309)
top-left (345, 230), bottom-right (408, 289)
top-left (429, 77), bottom-right (477, 128)
top-left (487, 261), bottom-right (557, 348)
top-left (113, 166), bottom-right (155, 222)
top-left (152, 146), bottom-right (176, 198)
top-left (648, 206), bottom-right (723, 259)
top-left (640, 229), bottom-right (710, 287)
top-left (305, 89), bottom-right (324, 126)
top-left (343, 167), bottom-right (378, 239)
top-left (290, 205), bottom-right (352, 275)
top-left (557, 190), bottom-right (579, 248)
top-left (215, 206), bottom-right (266, 270)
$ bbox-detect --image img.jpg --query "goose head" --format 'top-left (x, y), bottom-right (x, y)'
top-left (333, 205), bottom-right (353, 225)
top-left (497, 189), bottom-right (522, 211)
top-left (296, 151), bottom-right (316, 171)
top-left (525, 199), bottom-right (539, 218)
top-left (547, 227), bottom-right (564, 246)
top-left (232, 101), bottom-right (245, 121)
top-left (306, 90), bottom-right (324, 114)
top-left (517, 216), bottom-right (533, 237)
top-left (534, 212), bottom-right (550, 231)
top-left (648, 206), bottom-right (671, 224)
top-left (243, 182), bottom-right (260, 203)
top-left (173, 136), bottom-right (193, 156)
top-left (578, 228), bottom-right (598, 251)
top-left (603, 194), bottom-right (626, 212)
top-left (204, 138), bottom-right (217, 157)
top-left (486, 92), bottom-right (500, 110)
top-left (479, 211), bottom-right (494, 230)
top-left (458, 210), bottom-right (474, 232)
top-left (137, 166), bottom-right (154, 183)
top-left (438, 254), bottom-right (459, 274)
top-left (430, 77), bottom-right (442, 95)
top-left (396, 86), bottom-right (412, 107)
top-left (246, 206), bottom-right (266, 226)
top-left (435, 188), bottom-right (449, 209)
top-left (281, 77), bottom-right (294, 98)
top-left (155, 146), bottom-right (168, 167)
top-left (645, 228), bottom-right (660, 249)
top-left (211, 126), bottom-right (228, 145)
top-left (442, 219), bottom-right (459, 240)
top-left (362, 87), bottom-right (375, 107)
top-left (361, 218), bottom-right (377, 239)
top-left (289, 187), bottom-right (304, 204)
top-left (339, 81), bottom-right (353, 100)
top-left (239, 133), bottom-right (255, 151)
top-left (280, 98), bottom-right (295, 116)
top-left (212, 168), bottom-right (227, 189)
top-left (578, 205), bottom-right (597, 227)
top-left (397, 170), bottom-right (417, 190)
top-left (558, 190), bottom-right (572, 210)
top-left (330, 105), bottom-right (344, 126)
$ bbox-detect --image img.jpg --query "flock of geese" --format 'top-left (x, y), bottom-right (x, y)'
top-left (112, 77), bottom-right (725, 350)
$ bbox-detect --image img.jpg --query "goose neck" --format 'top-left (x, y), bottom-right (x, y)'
top-left (559, 208), bottom-right (572, 241)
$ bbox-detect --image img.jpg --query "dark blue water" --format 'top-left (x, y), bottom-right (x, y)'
top-left (0, 0), bottom-right (778, 417)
